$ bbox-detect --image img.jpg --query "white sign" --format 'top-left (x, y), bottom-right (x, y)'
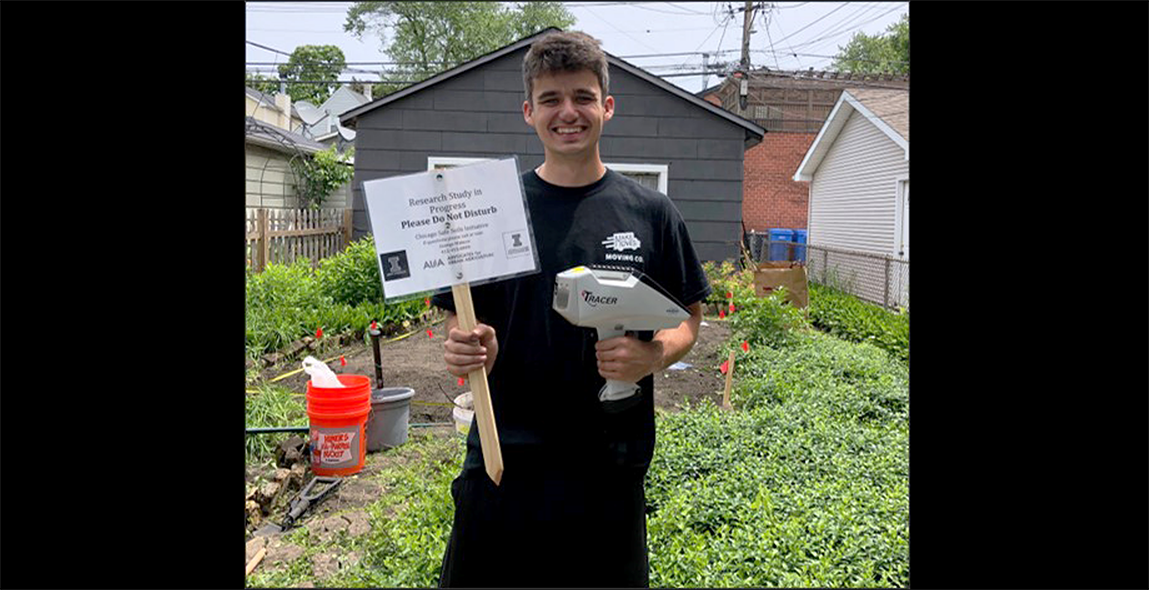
top-left (363, 157), bottom-right (538, 299)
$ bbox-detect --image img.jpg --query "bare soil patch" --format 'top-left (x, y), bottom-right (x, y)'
top-left (257, 314), bottom-right (734, 425)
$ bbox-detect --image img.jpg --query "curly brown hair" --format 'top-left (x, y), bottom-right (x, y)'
top-left (522, 30), bottom-right (610, 104)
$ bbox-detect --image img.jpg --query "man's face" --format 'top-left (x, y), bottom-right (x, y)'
top-left (523, 69), bottom-right (614, 159)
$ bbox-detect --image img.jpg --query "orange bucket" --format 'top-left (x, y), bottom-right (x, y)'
top-left (307, 374), bottom-right (371, 476)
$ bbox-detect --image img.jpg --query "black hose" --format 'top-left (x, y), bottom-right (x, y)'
top-left (246, 426), bottom-right (309, 435)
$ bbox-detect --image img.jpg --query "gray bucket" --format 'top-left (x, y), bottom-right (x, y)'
top-left (366, 387), bottom-right (415, 452)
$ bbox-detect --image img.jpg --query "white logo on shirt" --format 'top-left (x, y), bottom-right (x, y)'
top-left (601, 232), bottom-right (641, 252)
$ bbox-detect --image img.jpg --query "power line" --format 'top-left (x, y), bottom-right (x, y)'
top-left (786, 4), bottom-right (905, 54)
top-left (247, 40), bottom-right (293, 56)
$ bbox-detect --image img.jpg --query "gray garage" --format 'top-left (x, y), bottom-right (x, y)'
top-left (340, 27), bottom-right (765, 262)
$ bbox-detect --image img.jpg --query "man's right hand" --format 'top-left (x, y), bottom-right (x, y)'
top-left (443, 312), bottom-right (498, 377)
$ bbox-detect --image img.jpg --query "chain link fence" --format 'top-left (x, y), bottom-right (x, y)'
top-left (747, 233), bottom-right (908, 310)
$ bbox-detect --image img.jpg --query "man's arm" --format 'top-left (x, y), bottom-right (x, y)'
top-left (593, 301), bottom-right (703, 383)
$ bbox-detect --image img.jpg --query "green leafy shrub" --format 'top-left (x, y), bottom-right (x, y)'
top-left (647, 332), bottom-right (909, 588)
top-left (246, 258), bottom-right (331, 359)
top-left (702, 260), bottom-right (756, 308)
top-left (245, 240), bottom-right (428, 363)
top-left (315, 235), bottom-right (384, 306)
top-left (808, 282), bottom-right (909, 362)
top-left (728, 287), bottom-right (810, 350)
top-left (315, 234), bottom-right (429, 322)
top-left (291, 145), bottom-right (354, 210)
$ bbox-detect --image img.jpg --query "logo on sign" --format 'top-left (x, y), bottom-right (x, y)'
top-left (380, 251), bottom-right (411, 280)
top-left (503, 230), bottom-right (531, 258)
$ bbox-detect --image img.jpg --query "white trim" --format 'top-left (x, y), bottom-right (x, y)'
top-left (427, 156), bottom-right (492, 170)
top-left (605, 162), bottom-right (669, 194)
top-left (893, 174), bottom-right (909, 260)
top-left (793, 94), bottom-right (850, 181)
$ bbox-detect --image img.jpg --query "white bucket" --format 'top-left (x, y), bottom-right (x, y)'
top-left (452, 392), bottom-right (473, 436)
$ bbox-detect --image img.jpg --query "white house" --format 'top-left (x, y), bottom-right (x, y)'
top-left (793, 88), bottom-right (909, 307)
top-left (299, 86), bottom-right (372, 157)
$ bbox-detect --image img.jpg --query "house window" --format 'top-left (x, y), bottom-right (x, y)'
top-left (427, 156), bottom-right (491, 170)
top-left (428, 158), bottom-right (669, 195)
top-left (604, 163), bottom-right (669, 194)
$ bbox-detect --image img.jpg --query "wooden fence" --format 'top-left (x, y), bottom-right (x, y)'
top-left (245, 207), bottom-right (353, 272)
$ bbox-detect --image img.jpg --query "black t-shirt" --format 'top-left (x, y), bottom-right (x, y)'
top-left (431, 168), bottom-right (712, 472)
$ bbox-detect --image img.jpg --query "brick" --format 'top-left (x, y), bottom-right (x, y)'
top-left (741, 132), bottom-right (816, 231)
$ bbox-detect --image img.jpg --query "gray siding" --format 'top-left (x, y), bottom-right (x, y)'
top-left (351, 48), bottom-right (752, 261)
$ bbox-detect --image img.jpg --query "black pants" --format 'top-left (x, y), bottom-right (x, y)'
top-left (438, 448), bottom-right (650, 588)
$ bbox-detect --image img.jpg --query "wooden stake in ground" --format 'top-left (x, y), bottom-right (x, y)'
top-left (722, 350), bottom-right (736, 410)
top-left (245, 547), bottom-right (266, 577)
top-left (451, 282), bottom-right (504, 485)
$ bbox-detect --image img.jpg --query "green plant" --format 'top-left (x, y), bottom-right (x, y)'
top-left (246, 258), bottom-right (332, 360)
top-left (728, 287), bottom-right (810, 350)
top-left (647, 331), bottom-right (909, 588)
top-left (315, 235), bottom-right (384, 306)
top-left (245, 241), bottom-right (430, 363)
top-left (291, 145), bottom-right (354, 210)
top-left (246, 432), bottom-right (467, 589)
top-left (808, 282), bottom-right (908, 362)
top-left (245, 383), bottom-right (309, 465)
top-left (702, 260), bottom-right (756, 308)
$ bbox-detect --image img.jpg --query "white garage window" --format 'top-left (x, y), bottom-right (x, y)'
top-left (428, 157), bottom-right (668, 195)
top-left (427, 156), bottom-right (491, 170)
top-left (605, 162), bottom-right (668, 194)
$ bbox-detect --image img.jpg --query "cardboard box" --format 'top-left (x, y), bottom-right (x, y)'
top-left (753, 261), bottom-right (809, 308)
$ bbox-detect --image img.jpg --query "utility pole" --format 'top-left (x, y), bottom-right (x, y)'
top-left (738, 0), bottom-right (757, 110)
top-left (740, 0), bottom-right (754, 72)
top-left (702, 52), bottom-right (710, 92)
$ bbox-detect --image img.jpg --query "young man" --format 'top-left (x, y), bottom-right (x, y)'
top-left (432, 30), bottom-right (711, 588)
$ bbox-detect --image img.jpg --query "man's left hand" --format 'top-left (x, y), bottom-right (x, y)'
top-left (594, 333), bottom-right (664, 383)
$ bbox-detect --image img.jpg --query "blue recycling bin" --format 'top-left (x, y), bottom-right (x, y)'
top-left (793, 229), bottom-right (807, 262)
top-left (768, 228), bottom-right (793, 261)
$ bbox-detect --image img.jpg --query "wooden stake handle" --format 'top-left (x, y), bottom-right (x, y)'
top-left (722, 350), bottom-right (736, 410)
top-left (245, 547), bottom-right (266, 577)
top-left (451, 282), bottom-right (504, 485)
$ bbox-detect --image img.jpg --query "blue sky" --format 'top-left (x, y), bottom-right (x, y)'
top-left (245, 1), bottom-right (908, 94)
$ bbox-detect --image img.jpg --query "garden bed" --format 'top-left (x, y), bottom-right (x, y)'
top-left (245, 315), bottom-right (736, 583)
top-left (250, 313), bottom-right (733, 430)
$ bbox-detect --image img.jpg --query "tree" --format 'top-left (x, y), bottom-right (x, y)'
top-left (343, 2), bottom-right (575, 94)
top-left (245, 73), bottom-right (280, 97)
top-left (291, 145), bottom-right (356, 210)
top-left (831, 13), bottom-right (908, 75)
top-left (276, 45), bottom-right (348, 105)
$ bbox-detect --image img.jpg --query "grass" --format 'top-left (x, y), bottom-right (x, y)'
top-left (245, 383), bottom-right (309, 466)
